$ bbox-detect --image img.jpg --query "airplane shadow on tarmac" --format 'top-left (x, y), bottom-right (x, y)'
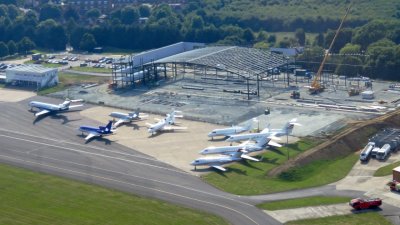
top-left (147, 129), bottom-right (187, 138)
top-left (32, 110), bottom-right (81, 125)
top-left (208, 137), bottom-right (229, 142)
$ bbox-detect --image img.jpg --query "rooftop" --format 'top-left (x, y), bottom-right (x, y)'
top-left (6, 64), bottom-right (57, 74)
top-left (153, 46), bottom-right (287, 76)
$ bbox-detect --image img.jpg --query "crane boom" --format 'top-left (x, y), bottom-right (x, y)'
top-left (309, 4), bottom-right (352, 94)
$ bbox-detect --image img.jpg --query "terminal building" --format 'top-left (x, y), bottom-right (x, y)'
top-left (5, 65), bottom-right (58, 90)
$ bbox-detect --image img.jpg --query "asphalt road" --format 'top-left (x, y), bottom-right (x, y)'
top-left (0, 96), bottom-right (280, 225)
top-left (2, 96), bottom-right (399, 225)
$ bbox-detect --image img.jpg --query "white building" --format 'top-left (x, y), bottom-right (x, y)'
top-left (5, 65), bottom-right (58, 89)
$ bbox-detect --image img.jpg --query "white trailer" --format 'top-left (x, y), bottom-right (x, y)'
top-left (360, 142), bottom-right (375, 161)
top-left (376, 144), bottom-right (391, 160)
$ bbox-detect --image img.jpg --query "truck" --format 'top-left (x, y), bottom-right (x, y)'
top-left (371, 147), bottom-right (380, 158)
top-left (294, 69), bottom-right (312, 79)
top-left (349, 198), bottom-right (382, 210)
top-left (376, 144), bottom-right (391, 160)
top-left (360, 142), bottom-right (375, 162)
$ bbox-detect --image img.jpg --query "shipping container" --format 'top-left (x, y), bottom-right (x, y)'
top-left (393, 166), bottom-right (400, 182)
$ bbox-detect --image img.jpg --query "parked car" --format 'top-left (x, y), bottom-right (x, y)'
top-left (349, 198), bottom-right (382, 210)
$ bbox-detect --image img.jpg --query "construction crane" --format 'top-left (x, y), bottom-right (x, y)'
top-left (309, 4), bottom-right (352, 94)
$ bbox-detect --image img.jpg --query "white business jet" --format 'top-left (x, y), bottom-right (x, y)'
top-left (226, 118), bottom-right (301, 143)
top-left (190, 150), bottom-right (260, 171)
top-left (147, 111), bottom-right (186, 135)
top-left (109, 109), bottom-right (148, 128)
top-left (207, 118), bottom-right (256, 140)
top-left (200, 135), bottom-right (282, 155)
top-left (29, 98), bottom-right (84, 116)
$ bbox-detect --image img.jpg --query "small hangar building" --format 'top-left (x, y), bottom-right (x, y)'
top-left (6, 65), bottom-right (58, 89)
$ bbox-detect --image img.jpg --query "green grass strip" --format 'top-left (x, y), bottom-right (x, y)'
top-left (0, 163), bottom-right (229, 225)
top-left (203, 139), bottom-right (359, 195)
top-left (285, 212), bottom-right (392, 225)
top-left (374, 161), bottom-right (400, 177)
top-left (257, 196), bottom-right (351, 210)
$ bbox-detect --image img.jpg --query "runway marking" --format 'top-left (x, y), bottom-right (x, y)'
top-left (0, 134), bottom-right (187, 175)
top-left (0, 153), bottom-right (260, 225)
top-left (0, 128), bottom-right (158, 162)
top-left (23, 151), bottom-right (254, 207)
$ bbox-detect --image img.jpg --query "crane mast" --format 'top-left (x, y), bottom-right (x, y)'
top-left (309, 4), bottom-right (352, 94)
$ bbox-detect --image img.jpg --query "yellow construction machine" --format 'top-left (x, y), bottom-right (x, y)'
top-left (309, 4), bottom-right (352, 94)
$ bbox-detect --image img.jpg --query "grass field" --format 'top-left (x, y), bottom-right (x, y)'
top-left (286, 212), bottom-right (392, 225)
top-left (202, 139), bottom-right (359, 195)
top-left (38, 72), bottom-right (110, 95)
top-left (0, 163), bottom-right (229, 225)
top-left (70, 66), bottom-right (112, 73)
top-left (257, 196), bottom-right (351, 211)
top-left (374, 161), bottom-right (400, 177)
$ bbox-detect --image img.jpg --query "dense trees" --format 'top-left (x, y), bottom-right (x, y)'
top-left (0, 1), bottom-right (398, 81)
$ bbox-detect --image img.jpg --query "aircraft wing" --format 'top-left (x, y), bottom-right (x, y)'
top-left (113, 119), bottom-right (127, 128)
top-left (268, 135), bottom-right (281, 141)
top-left (35, 109), bottom-right (51, 117)
top-left (268, 140), bottom-right (282, 148)
top-left (241, 154), bottom-right (260, 162)
top-left (146, 122), bottom-right (155, 127)
top-left (139, 114), bottom-right (149, 118)
top-left (85, 132), bottom-right (99, 141)
top-left (163, 126), bottom-right (187, 131)
top-left (68, 104), bottom-right (84, 109)
top-left (211, 165), bottom-right (227, 171)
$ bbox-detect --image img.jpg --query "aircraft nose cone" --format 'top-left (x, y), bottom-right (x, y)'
top-left (190, 161), bottom-right (196, 165)
top-left (199, 149), bottom-right (208, 154)
top-left (207, 133), bottom-right (213, 137)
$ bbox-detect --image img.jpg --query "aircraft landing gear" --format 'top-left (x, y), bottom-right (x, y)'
top-left (194, 166), bottom-right (197, 171)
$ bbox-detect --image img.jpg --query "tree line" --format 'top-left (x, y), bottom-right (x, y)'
top-left (0, 2), bottom-right (399, 80)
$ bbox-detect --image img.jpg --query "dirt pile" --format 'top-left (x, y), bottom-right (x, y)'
top-left (268, 110), bottom-right (400, 176)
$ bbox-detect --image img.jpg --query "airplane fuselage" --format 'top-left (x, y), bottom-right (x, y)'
top-left (200, 144), bottom-right (262, 155)
top-left (226, 132), bottom-right (271, 143)
top-left (191, 155), bottom-right (240, 167)
top-left (208, 126), bottom-right (247, 137)
top-left (148, 120), bottom-right (166, 134)
top-left (110, 112), bottom-right (139, 121)
top-left (29, 101), bottom-right (67, 112)
top-left (79, 126), bottom-right (112, 136)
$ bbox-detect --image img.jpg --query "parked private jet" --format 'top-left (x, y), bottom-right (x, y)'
top-left (109, 109), bottom-right (148, 128)
top-left (207, 118), bottom-right (256, 140)
top-left (191, 150), bottom-right (259, 171)
top-left (226, 118), bottom-right (301, 143)
top-left (29, 99), bottom-right (84, 116)
top-left (200, 136), bottom-right (282, 155)
top-left (79, 121), bottom-right (115, 141)
top-left (147, 111), bottom-right (186, 135)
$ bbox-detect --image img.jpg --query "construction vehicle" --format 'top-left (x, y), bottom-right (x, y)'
top-left (349, 198), bottom-right (382, 210)
top-left (309, 4), bottom-right (352, 94)
top-left (387, 180), bottom-right (400, 192)
top-left (290, 90), bottom-right (300, 99)
top-left (348, 87), bottom-right (360, 96)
